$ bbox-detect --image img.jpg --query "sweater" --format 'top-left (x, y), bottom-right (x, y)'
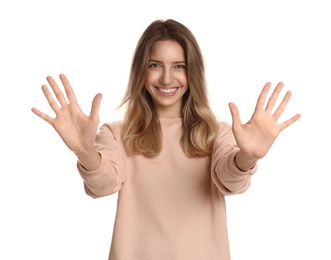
top-left (77, 117), bottom-right (257, 260)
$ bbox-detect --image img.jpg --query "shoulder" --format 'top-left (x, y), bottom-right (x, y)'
top-left (217, 119), bottom-right (232, 133)
top-left (99, 121), bottom-right (123, 140)
top-left (214, 120), bottom-right (235, 145)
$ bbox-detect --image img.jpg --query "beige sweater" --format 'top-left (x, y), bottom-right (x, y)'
top-left (77, 117), bottom-right (257, 260)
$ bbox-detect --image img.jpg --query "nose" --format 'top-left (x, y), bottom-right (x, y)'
top-left (160, 68), bottom-right (173, 85)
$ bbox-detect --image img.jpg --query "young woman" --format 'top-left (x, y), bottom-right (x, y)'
top-left (31, 19), bottom-right (300, 260)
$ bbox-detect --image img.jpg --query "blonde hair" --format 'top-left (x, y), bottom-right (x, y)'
top-left (119, 19), bottom-right (219, 157)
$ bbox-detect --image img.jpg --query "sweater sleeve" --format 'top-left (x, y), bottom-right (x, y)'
top-left (77, 122), bottom-right (126, 198)
top-left (211, 122), bottom-right (257, 196)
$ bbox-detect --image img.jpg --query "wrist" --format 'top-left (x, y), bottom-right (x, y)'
top-left (234, 151), bottom-right (258, 172)
top-left (75, 147), bottom-right (101, 171)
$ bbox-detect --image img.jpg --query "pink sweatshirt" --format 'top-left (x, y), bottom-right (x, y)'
top-left (77, 117), bottom-right (257, 260)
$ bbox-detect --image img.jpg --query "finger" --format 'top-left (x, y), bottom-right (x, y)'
top-left (59, 74), bottom-right (79, 106)
top-left (31, 106), bottom-right (54, 125)
top-left (228, 102), bottom-right (242, 131)
top-left (279, 113), bottom-right (301, 131)
top-left (41, 84), bottom-right (62, 113)
top-left (46, 75), bottom-right (69, 108)
top-left (254, 82), bottom-right (271, 112)
top-left (265, 82), bottom-right (284, 113)
top-left (273, 90), bottom-right (292, 119)
top-left (89, 93), bottom-right (102, 121)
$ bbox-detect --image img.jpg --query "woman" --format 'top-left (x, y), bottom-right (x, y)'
top-left (31, 19), bottom-right (300, 260)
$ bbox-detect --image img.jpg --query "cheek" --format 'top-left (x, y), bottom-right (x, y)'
top-left (145, 71), bottom-right (158, 84)
top-left (145, 86), bottom-right (153, 96)
top-left (145, 71), bottom-right (161, 91)
top-left (144, 76), bottom-right (154, 95)
top-left (178, 73), bottom-right (188, 86)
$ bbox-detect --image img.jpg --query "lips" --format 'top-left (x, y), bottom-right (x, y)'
top-left (156, 87), bottom-right (178, 96)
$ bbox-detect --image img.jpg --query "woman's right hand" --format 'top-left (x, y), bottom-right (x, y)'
top-left (31, 74), bottom-right (102, 156)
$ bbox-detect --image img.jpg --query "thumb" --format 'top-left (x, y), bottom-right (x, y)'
top-left (90, 93), bottom-right (102, 121)
top-left (228, 102), bottom-right (242, 130)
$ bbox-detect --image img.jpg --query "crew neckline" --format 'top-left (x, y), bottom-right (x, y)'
top-left (158, 117), bottom-right (182, 121)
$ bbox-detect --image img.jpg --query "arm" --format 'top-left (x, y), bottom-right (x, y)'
top-left (31, 74), bottom-right (102, 170)
top-left (211, 123), bottom-right (257, 195)
top-left (77, 123), bottom-right (126, 198)
top-left (212, 82), bottom-right (300, 195)
top-left (229, 82), bottom-right (301, 171)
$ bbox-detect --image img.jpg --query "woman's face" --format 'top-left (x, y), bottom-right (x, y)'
top-left (145, 40), bottom-right (188, 118)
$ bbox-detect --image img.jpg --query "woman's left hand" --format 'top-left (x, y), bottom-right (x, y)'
top-left (228, 82), bottom-right (301, 164)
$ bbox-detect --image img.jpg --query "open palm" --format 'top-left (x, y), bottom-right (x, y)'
top-left (31, 74), bottom-right (102, 154)
top-left (229, 82), bottom-right (301, 160)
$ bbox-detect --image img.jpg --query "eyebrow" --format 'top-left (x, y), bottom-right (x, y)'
top-left (149, 59), bottom-right (186, 64)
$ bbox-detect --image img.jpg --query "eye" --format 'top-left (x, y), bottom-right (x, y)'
top-left (176, 64), bottom-right (186, 69)
top-left (149, 63), bottom-right (160, 68)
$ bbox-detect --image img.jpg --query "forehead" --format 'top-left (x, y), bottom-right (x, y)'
top-left (150, 40), bottom-right (185, 60)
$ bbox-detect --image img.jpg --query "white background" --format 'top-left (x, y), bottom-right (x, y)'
top-left (1, 0), bottom-right (330, 259)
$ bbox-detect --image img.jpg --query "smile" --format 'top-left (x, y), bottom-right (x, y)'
top-left (156, 87), bottom-right (178, 96)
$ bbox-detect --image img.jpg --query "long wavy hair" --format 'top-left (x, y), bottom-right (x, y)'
top-left (119, 19), bottom-right (219, 157)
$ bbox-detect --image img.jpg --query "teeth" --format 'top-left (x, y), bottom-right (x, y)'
top-left (158, 88), bottom-right (177, 93)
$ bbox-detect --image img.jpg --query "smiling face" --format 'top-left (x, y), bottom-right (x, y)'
top-left (145, 40), bottom-right (188, 118)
